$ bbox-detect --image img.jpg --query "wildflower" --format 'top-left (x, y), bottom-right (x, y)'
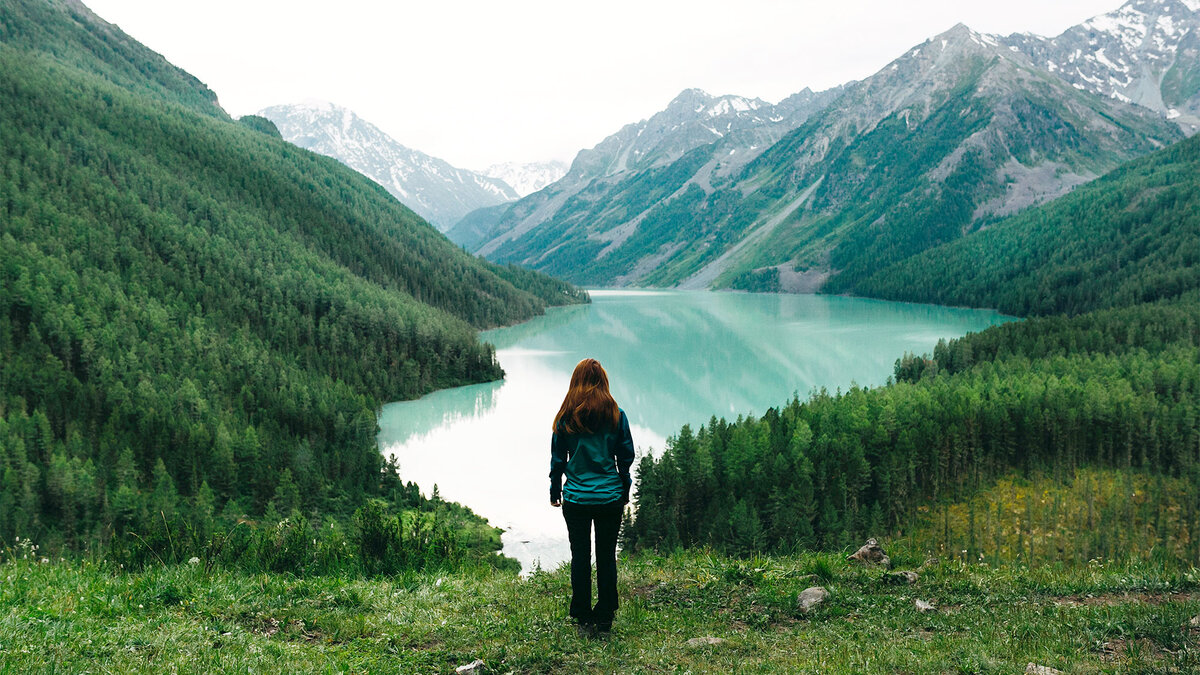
top-left (188, 557), bottom-right (200, 565)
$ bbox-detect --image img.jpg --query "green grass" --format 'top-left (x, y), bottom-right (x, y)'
top-left (2, 549), bottom-right (1197, 673)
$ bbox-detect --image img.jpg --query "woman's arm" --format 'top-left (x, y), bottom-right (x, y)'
top-left (616, 411), bottom-right (635, 504)
top-left (549, 432), bottom-right (568, 505)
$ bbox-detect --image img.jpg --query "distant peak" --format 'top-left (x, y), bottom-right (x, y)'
top-left (926, 22), bottom-right (1003, 51)
top-left (668, 88), bottom-right (714, 108)
top-left (935, 22), bottom-right (978, 41)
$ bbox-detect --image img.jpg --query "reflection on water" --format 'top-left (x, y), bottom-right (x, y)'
top-left (378, 291), bottom-right (1013, 573)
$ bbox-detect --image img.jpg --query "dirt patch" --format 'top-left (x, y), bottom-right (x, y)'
top-left (1097, 637), bottom-right (1182, 664)
top-left (249, 616), bottom-right (322, 642)
top-left (1052, 592), bottom-right (1200, 607)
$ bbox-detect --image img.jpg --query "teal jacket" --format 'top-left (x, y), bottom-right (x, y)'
top-left (549, 409), bottom-right (635, 505)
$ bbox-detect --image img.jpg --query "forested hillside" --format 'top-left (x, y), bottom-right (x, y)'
top-left (850, 133), bottom-right (1200, 314)
top-left (0, 0), bottom-right (584, 562)
top-left (627, 130), bottom-right (1200, 562)
top-left (0, 0), bottom-right (224, 116)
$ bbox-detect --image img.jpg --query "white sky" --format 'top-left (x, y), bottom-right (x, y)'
top-left (83, 0), bottom-right (1124, 169)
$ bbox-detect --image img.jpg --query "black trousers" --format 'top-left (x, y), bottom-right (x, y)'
top-left (562, 500), bottom-right (623, 622)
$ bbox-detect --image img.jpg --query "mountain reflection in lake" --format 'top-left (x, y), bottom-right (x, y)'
top-left (378, 290), bottom-right (1012, 572)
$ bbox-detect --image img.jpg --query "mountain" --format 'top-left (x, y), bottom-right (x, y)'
top-left (470, 86), bottom-right (843, 268)
top-left (474, 18), bottom-right (1180, 291)
top-left (258, 101), bottom-right (519, 231)
top-left (1002, 0), bottom-right (1200, 133)
top-left (481, 160), bottom-right (568, 197)
top-left (0, 0), bottom-right (583, 552)
top-left (563, 88), bottom-right (824, 181)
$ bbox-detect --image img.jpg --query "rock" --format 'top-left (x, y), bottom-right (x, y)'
top-left (456, 660), bottom-right (485, 674)
top-left (885, 570), bottom-right (919, 585)
top-left (914, 599), bottom-right (935, 613)
top-left (1190, 615), bottom-right (1200, 628)
top-left (798, 586), bottom-right (829, 613)
top-left (1025, 664), bottom-right (1061, 675)
top-left (685, 636), bottom-right (726, 647)
top-left (847, 538), bottom-right (891, 567)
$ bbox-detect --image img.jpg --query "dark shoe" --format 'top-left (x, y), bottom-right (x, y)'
top-left (592, 620), bottom-right (612, 633)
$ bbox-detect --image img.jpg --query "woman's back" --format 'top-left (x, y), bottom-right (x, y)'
top-left (556, 409), bottom-right (633, 505)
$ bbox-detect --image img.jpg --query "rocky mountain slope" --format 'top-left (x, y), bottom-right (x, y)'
top-left (259, 102), bottom-right (518, 231)
top-left (474, 6), bottom-right (1183, 291)
top-left (1003, 0), bottom-right (1200, 133)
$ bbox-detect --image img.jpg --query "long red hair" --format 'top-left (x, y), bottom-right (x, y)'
top-left (553, 358), bottom-right (620, 434)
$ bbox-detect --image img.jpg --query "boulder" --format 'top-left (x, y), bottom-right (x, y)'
top-left (798, 586), bottom-right (829, 613)
top-left (455, 660), bottom-right (485, 674)
top-left (685, 636), bottom-right (726, 647)
top-left (885, 570), bottom-right (919, 585)
top-left (847, 538), bottom-right (891, 567)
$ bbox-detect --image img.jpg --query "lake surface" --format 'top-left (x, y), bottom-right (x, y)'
top-left (378, 290), bottom-right (1012, 572)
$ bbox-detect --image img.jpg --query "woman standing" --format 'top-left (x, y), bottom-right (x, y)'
top-left (549, 358), bottom-right (635, 633)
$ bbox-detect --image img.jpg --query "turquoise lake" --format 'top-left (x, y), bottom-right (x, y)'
top-left (377, 290), bottom-right (1013, 572)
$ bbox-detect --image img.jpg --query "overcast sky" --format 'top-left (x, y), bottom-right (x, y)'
top-left (85, 0), bottom-right (1124, 170)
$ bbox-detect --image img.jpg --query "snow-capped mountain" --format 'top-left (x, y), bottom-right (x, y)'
top-left (480, 161), bottom-right (568, 197)
top-left (258, 101), bottom-right (518, 231)
top-left (472, 85), bottom-right (843, 258)
top-left (1003, 0), bottom-right (1200, 132)
top-left (565, 87), bottom-right (840, 182)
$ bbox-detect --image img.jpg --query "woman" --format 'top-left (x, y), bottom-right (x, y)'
top-left (549, 358), bottom-right (635, 632)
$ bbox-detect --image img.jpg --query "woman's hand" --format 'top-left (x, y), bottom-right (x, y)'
top-left (551, 500), bottom-right (562, 507)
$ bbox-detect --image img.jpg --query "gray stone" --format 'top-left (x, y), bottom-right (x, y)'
top-left (1025, 664), bottom-right (1062, 675)
top-left (885, 570), bottom-right (919, 585)
top-left (915, 599), bottom-right (935, 613)
top-left (847, 538), bottom-right (891, 567)
top-left (456, 659), bottom-right (486, 674)
top-left (798, 586), bottom-right (829, 613)
top-left (685, 636), bottom-right (726, 647)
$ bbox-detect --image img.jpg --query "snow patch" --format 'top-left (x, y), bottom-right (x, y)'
top-left (1083, 8), bottom-right (1148, 53)
top-left (1093, 47), bottom-right (1125, 72)
top-left (1157, 15), bottom-right (1178, 37)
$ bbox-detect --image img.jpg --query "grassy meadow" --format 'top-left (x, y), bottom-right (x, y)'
top-left (1, 545), bottom-right (1197, 674)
